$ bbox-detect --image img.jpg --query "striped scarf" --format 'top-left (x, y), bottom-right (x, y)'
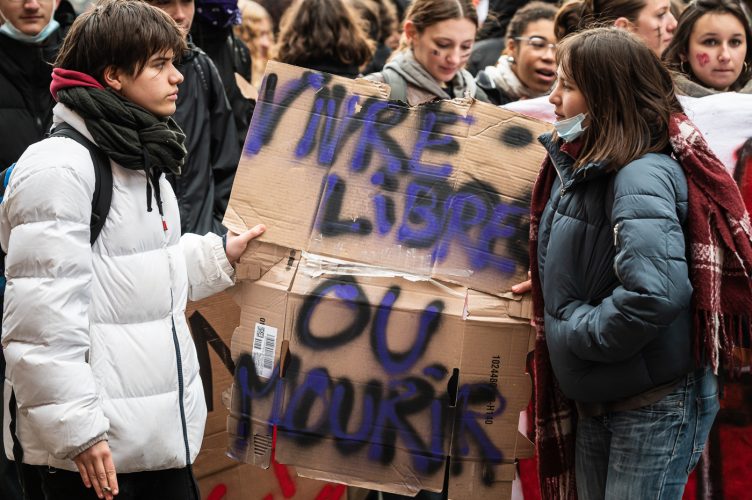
top-left (528, 113), bottom-right (752, 499)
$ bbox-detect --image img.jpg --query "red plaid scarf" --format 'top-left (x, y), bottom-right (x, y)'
top-left (529, 113), bottom-right (752, 499)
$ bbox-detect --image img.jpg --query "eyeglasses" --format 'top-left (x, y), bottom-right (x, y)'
top-left (514, 36), bottom-right (557, 53)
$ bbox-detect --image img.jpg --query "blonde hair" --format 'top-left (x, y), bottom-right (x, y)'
top-left (236, 0), bottom-right (274, 87)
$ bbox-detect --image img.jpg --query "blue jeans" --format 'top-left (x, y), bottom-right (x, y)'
top-left (575, 367), bottom-right (719, 499)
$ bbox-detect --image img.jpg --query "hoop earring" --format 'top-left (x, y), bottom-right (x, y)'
top-left (680, 60), bottom-right (688, 74)
top-left (745, 61), bottom-right (749, 73)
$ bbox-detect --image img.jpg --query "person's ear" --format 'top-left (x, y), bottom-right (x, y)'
top-left (404, 20), bottom-right (418, 44)
top-left (613, 17), bottom-right (634, 31)
top-left (505, 37), bottom-right (518, 55)
top-left (103, 66), bottom-right (124, 92)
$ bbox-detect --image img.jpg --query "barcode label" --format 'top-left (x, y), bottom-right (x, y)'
top-left (251, 323), bottom-right (277, 379)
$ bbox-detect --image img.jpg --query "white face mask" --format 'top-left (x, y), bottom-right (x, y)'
top-left (0, 6), bottom-right (59, 44)
top-left (553, 112), bottom-right (588, 143)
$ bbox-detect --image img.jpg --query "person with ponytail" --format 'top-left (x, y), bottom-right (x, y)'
top-left (0, 1), bottom-right (265, 498)
top-left (365, 0), bottom-right (490, 105)
top-left (515, 27), bottom-right (752, 499)
top-left (554, 0), bottom-right (678, 56)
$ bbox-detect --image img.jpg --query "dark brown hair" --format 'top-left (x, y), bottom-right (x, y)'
top-left (404, 0), bottom-right (478, 33)
top-left (505, 1), bottom-right (558, 41)
top-left (54, 0), bottom-right (186, 84)
top-left (557, 27), bottom-right (683, 169)
top-left (663, 0), bottom-right (752, 90)
top-left (275, 0), bottom-right (374, 67)
top-left (554, 0), bottom-right (648, 39)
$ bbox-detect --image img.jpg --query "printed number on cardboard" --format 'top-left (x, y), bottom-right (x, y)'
top-left (252, 323), bottom-right (277, 379)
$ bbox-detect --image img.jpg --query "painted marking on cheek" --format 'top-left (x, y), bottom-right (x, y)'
top-left (696, 52), bottom-right (710, 67)
top-left (432, 49), bottom-right (440, 56)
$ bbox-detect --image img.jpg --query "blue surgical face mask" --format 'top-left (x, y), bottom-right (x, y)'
top-left (553, 112), bottom-right (588, 143)
top-left (0, 14), bottom-right (59, 44)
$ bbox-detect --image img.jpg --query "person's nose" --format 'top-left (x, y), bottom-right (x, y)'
top-left (718, 43), bottom-right (732, 63)
top-left (171, 67), bottom-right (184, 85)
top-left (666, 12), bottom-right (678, 34)
top-left (446, 47), bottom-right (461, 66)
top-left (22, 0), bottom-right (42, 10)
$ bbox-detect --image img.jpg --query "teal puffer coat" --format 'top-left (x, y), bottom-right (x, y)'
top-left (536, 133), bottom-right (694, 403)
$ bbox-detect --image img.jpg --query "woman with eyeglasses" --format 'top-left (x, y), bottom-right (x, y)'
top-left (364, 0), bottom-right (490, 105)
top-left (663, 0), bottom-right (752, 96)
top-left (556, 0), bottom-right (678, 57)
top-left (476, 2), bottom-right (558, 105)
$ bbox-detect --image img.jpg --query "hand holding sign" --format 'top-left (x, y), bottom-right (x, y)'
top-left (226, 224), bottom-right (266, 266)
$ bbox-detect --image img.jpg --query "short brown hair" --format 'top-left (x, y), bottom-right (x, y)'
top-left (55, 0), bottom-right (186, 84)
top-left (663, 0), bottom-right (752, 90)
top-left (274, 0), bottom-right (374, 68)
top-left (557, 27), bottom-right (683, 169)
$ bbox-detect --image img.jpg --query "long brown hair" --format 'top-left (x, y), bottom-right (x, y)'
top-left (557, 27), bottom-right (683, 169)
top-left (274, 0), bottom-right (374, 67)
top-left (55, 0), bottom-right (185, 84)
top-left (663, 0), bottom-right (752, 90)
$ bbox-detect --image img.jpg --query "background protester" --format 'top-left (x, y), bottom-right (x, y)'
top-left (476, 2), bottom-right (557, 105)
top-left (0, 0), bottom-right (66, 168)
top-left (236, 0), bottom-right (274, 90)
top-left (558, 0), bottom-right (678, 56)
top-left (365, 0), bottom-right (489, 105)
top-left (274, 0), bottom-right (374, 78)
top-left (147, 0), bottom-right (240, 235)
top-left (351, 0), bottom-right (399, 74)
top-left (467, 0), bottom-right (558, 75)
top-left (190, 0), bottom-right (254, 145)
top-left (523, 27), bottom-right (751, 499)
top-left (663, 0), bottom-right (752, 96)
top-left (255, 0), bottom-right (293, 32)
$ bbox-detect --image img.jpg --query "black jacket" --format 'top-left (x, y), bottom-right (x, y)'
top-left (0, 28), bottom-right (64, 168)
top-left (190, 24), bottom-right (254, 147)
top-left (169, 45), bottom-right (240, 235)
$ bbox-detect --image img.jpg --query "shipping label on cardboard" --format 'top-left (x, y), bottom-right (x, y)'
top-left (224, 62), bottom-right (551, 296)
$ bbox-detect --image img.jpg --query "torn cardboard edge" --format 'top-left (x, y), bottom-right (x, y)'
top-left (224, 61), bottom-right (552, 297)
top-left (225, 250), bottom-right (535, 499)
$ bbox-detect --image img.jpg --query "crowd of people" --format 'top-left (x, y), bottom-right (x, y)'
top-left (0, 0), bottom-right (751, 499)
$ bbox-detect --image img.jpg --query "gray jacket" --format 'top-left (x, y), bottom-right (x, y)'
top-left (537, 133), bottom-right (694, 403)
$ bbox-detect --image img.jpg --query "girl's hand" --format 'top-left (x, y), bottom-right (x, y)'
top-left (511, 271), bottom-right (532, 294)
top-left (226, 224), bottom-right (266, 266)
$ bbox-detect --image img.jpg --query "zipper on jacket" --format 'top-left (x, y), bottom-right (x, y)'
top-left (613, 223), bottom-right (624, 282)
top-left (170, 289), bottom-right (191, 466)
top-left (552, 163), bottom-right (567, 195)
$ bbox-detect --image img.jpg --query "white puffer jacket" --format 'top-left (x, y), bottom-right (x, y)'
top-left (1, 104), bottom-right (234, 473)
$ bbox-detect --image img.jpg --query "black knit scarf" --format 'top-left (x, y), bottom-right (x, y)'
top-left (56, 85), bottom-right (186, 216)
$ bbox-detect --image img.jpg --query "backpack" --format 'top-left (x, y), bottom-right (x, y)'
top-left (0, 122), bottom-right (112, 478)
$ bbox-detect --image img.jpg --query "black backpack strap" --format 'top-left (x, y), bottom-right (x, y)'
top-left (49, 123), bottom-right (113, 244)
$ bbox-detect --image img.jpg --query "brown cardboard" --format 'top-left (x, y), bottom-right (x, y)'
top-left (222, 62), bottom-right (547, 499)
top-left (224, 61), bottom-right (551, 297)
top-left (198, 463), bottom-right (348, 500)
top-left (226, 254), bottom-right (534, 498)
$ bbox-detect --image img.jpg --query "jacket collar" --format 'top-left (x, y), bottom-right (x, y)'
top-left (538, 132), bottom-right (612, 187)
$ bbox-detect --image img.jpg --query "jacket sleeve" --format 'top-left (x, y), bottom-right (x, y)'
top-left (180, 232), bottom-right (235, 301)
top-left (206, 57), bottom-right (240, 233)
top-left (565, 156), bottom-right (692, 363)
top-left (1, 147), bottom-right (109, 460)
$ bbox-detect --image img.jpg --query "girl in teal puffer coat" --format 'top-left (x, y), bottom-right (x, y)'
top-left (519, 27), bottom-right (752, 500)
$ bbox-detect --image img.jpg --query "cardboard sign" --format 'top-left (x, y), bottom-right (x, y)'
top-left (224, 62), bottom-right (551, 296)
top-left (223, 63), bottom-right (549, 498)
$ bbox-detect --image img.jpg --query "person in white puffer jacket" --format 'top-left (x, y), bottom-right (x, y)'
top-left (0, 1), bottom-right (264, 499)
